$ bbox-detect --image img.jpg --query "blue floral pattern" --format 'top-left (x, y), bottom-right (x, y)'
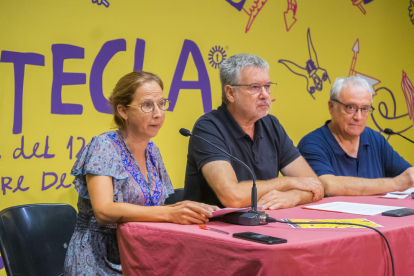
top-left (64, 131), bottom-right (174, 275)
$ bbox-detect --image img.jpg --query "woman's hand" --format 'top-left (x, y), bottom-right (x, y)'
top-left (167, 201), bottom-right (219, 225)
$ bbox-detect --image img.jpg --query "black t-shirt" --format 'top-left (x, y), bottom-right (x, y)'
top-left (183, 103), bottom-right (301, 208)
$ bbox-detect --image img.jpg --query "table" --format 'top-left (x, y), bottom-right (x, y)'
top-left (117, 196), bottom-right (414, 276)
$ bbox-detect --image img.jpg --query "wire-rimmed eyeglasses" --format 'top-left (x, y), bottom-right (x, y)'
top-left (127, 99), bottom-right (170, 113)
top-left (230, 82), bottom-right (277, 94)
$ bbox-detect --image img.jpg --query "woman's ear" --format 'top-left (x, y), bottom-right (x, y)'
top-left (117, 105), bottom-right (128, 120)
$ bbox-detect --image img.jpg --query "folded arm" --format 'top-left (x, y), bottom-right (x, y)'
top-left (201, 156), bottom-right (323, 209)
top-left (258, 156), bottom-right (323, 209)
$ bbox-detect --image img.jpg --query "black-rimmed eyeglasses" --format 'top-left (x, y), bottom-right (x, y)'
top-left (331, 99), bottom-right (375, 116)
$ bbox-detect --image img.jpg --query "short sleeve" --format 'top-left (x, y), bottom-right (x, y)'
top-left (152, 143), bottom-right (174, 198)
top-left (71, 133), bottom-right (128, 199)
top-left (380, 135), bottom-right (412, 177)
top-left (272, 117), bottom-right (301, 170)
top-left (190, 118), bottom-right (232, 171)
top-left (298, 133), bottom-right (335, 176)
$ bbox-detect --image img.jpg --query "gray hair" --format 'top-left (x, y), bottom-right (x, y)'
top-left (219, 54), bottom-right (269, 104)
top-left (330, 76), bottom-right (374, 103)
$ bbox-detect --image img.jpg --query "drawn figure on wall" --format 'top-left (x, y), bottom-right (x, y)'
top-left (208, 46), bottom-right (227, 69)
top-left (409, 0), bottom-right (414, 24)
top-left (346, 39), bottom-right (413, 135)
top-left (92, 0), bottom-right (109, 8)
top-left (402, 70), bottom-right (414, 125)
top-left (279, 28), bottom-right (330, 99)
top-left (225, 0), bottom-right (268, 33)
top-left (369, 71), bottom-right (414, 136)
top-left (348, 39), bottom-right (381, 93)
top-left (351, 0), bottom-right (374, 15)
top-left (284, 0), bottom-right (297, 32)
top-left (370, 84), bottom-right (413, 136)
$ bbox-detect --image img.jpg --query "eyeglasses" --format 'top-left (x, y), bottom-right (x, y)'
top-left (127, 99), bottom-right (170, 113)
top-left (230, 82), bottom-right (277, 94)
top-left (331, 99), bottom-right (375, 116)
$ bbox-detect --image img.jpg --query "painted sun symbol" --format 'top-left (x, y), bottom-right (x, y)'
top-left (208, 46), bottom-right (227, 69)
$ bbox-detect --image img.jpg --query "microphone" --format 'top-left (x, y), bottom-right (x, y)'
top-left (179, 128), bottom-right (192, 137)
top-left (384, 128), bottom-right (414, 144)
top-left (179, 128), bottom-right (268, 226)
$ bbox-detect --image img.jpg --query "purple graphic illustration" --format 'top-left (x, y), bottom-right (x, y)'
top-left (0, 256), bottom-right (3, 270)
top-left (284, 0), bottom-right (297, 32)
top-left (92, 0), bottom-right (109, 8)
top-left (348, 39), bottom-right (381, 94)
top-left (226, 0), bottom-right (246, 10)
top-left (208, 46), bottom-right (227, 69)
top-left (409, 0), bottom-right (414, 24)
top-left (278, 28), bottom-right (330, 99)
top-left (351, 0), bottom-right (374, 15)
top-left (364, 68), bottom-right (413, 135)
top-left (370, 85), bottom-right (413, 135)
top-left (225, 0), bottom-right (268, 33)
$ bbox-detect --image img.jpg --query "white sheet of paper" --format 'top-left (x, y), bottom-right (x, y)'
top-left (388, 187), bottom-right (414, 195)
top-left (304, 201), bottom-right (406, 216)
top-left (381, 193), bottom-right (409, 199)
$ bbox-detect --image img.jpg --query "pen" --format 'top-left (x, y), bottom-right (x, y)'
top-left (199, 225), bottom-right (229, 235)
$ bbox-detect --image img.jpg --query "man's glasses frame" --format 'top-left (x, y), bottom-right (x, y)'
top-left (230, 82), bottom-right (277, 94)
top-left (331, 99), bottom-right (375, 116)
top-left (127, 98), bottom-right (170, 113)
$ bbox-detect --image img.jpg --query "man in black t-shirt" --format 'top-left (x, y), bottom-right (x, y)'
top-left (183, 54), bottom-right (323, 209)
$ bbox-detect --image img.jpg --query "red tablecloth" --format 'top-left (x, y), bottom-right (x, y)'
top-left (117, 196), bottom-right (414, 276)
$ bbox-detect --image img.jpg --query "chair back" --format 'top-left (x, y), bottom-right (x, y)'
top-left (0, 203), bottom-right (77, 276)
top-left (164, 188), bottom-right (185, 205)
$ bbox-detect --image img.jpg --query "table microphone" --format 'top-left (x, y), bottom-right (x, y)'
top-left (179, 128), bottom-right (268, 226)
top-left (384, 128), bottom-right (414, 144)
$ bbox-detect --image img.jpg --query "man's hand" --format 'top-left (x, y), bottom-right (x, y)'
top-left (394, 167), bottom-right (414, 192)
top-left (257, 190), bottom-right (301, 210)
top-left (287, 177), bottom-right (324, 201)
top-left (167, 201), bottom-right (219, 225)
top-left (280, 156), bottom-right (324, 201)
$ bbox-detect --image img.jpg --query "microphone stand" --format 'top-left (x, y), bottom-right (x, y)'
top-left (180, 128), bottom-right (268, 225)
top-left (384, 128), bottom-right (414, 144)
top-left (394, 133), bottom-right (414, 144)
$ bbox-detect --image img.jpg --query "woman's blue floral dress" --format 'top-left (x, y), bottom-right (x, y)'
top-left (64, 131), bottom-right (174, 275)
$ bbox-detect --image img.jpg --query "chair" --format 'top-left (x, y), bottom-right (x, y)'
top-left (0, 204), bottom-right (77, 276)
top-left (164, 188), bottom-right (185, 205)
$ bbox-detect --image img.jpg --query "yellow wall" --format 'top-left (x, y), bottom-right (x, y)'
top-left (1, 0), bottom-right (414, 273)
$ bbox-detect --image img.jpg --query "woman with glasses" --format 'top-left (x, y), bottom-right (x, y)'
top-left (64, 71), bottom-right (219, 276)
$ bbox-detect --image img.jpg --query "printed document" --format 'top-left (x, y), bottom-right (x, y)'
top-left (303, 201), bottom-right (405, 215)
